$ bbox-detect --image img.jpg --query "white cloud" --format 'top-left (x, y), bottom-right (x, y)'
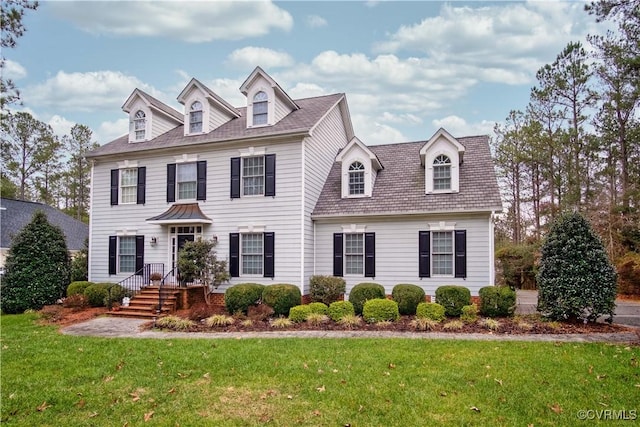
top-left (432, 115), bottom-right (496, 137)
top-left (352, 114), bottom-right (406, 145)
top-left (47, 115), bottom-right (76, 137)
top-left (51, 1), bottom-right (293, 42)
top-left (287, 82), bottom-right (327, 99)
top-left (22, 70), bottom-right (165, 112)
top-left (306, 15), bottom-right (327, 28)
top-left (95, 118), bottom-right (129, 145)
top-left (226, 47), bottom-right (294, 69)
top-left (2, 59), bottom-right (27, 80)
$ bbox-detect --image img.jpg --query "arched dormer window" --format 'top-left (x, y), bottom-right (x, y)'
top-left (189, 101), bottom-right (203, 133)
top-left (433, 155), bottom-right (451, 190)
top-left (134, 110), bottom-right (146, 140)
top-left (348, 161), bottom-right (365, 195)
top-left (253, 91), bottom-right (268, 125)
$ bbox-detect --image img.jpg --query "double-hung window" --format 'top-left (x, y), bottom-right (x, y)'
top-left (348, 162), bottom-right (365, 195)
top-left (253, 91), bottom-right (268, 125)
top-left (432, 231), bottom-right (453, 275)
top-left (190, 101), bottom-right (203, 133)
top-left (433, 155), bottom-right (452, 190)
top-left (241, 233), bottom-right (263, 275)
top-left (120, 168), bottom-right (138, 204)
top-left (345, 233), bottom-right (364, 275)
top-left (177, 163), bottom-right (197, 200)
top-left (243, 156), bottom-right (264, 196)
top-left (118, 236), bottom-right (136, 273)
top-left (134, 110), bottom-right (146, 140)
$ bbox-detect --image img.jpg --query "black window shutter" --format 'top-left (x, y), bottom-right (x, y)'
top-left (364, 232), bottom-right (376, 278)
top-left (196, 160), bottom-right (207, 201)
top-left (137, 167), bottom-right (146, 205)
top-left (229, 233), bottom-right (240, 277)
top-left (263, 232), bottom-right (275, 278)
top-left (265, 154), bottom-right (276, 197)
top-left (135, 235), bottom-right (144, 275)
top-left (110, 169), bottom-right (119, 205)
top-left (108, 236), bottom-right (117, 275)
top-left (333, 233), bottom-right (343, 277)
top-left (167, 163), bottom-right (176, 203)
top-left (230, 157), bottom-right (241, 198)
top-left (454, 230), bottom-right (467, 278)
top-left (419, 231), bottom-right (431, 278)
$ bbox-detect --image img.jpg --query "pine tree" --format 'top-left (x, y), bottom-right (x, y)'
top-left (1, 210), bottom-right (70, 313)
top-left (537, 212), bottom-right (617, 322)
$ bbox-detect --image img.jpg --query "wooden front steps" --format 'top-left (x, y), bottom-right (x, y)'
top-left (109, 286), bottom-right (180, 319)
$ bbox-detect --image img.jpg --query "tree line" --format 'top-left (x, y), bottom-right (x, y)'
top-left (492, 0), bottom-right (640, 294)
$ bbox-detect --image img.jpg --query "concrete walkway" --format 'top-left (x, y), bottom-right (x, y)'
top-left (61, 290), bottom-right (640, 343)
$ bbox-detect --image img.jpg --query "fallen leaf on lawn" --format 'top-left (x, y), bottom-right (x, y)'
top-left (597, 375), bottom-right (607, 380)
top-left (332, 369), bottom-right (338, 373)
top-left (88, 412), bottom-right (98, 418)
top-left (144, 411), bottom-right (154, 422)
top-left (2, 345), bottom-right (8, 349)
top-left (388, 363), bottom-right (396, 369)
top-left (303, 363), bottom-right (308, 369)
top-left (104, 376), bottom-right (114, 382)
top-left (9, 393), bottom-right (15, 399)
top-left (76, 399), bottom-right (86, 408)
top-left (383, 371), bottom-right (390, 376)
top-left (340, 379), bottom-right (347, 384)
top-left (588, 365), bottom-right (593, 374)
top-left (177, 373), bottom-right (188, 378)
top-left (494, 379), bottom-right (503, 386)
top-left (470, 406), bottom-right (480, 412)
top-left (440, 391), bottom-right (447, 397)
top-left (116, 360), bottom-right (125, 370)
top-left (287, 395), bottom-right (293, 399)
top-left (318, 369), bottom-right (324, 374)
top-left (313, 410), bottom-right (321, 416)
top-left (635, 384), bottom-right (640, 388)
top-left (316, 385), bottom-right (325, 392)
top-left (36, 401), bottom-right (50, 412)
top-left (358, 405), bottom-right (363, 412)
top-left (129, 392), bottom-right (140, 402)
top-left (550, 403), bottom-right (563, 414)
top-left (167, 388), bottom-right (176, 394)
top-left (78, 348), bottom-right (83, 352)
top-left (599, 402), bottom-right (608, 407)
top-left (203, 372), bottom-right (210, 379)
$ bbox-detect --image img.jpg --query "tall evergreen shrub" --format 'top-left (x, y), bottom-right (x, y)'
top-left (537, 212), bottom-right (617, 322)
top-left (1, 211), bottom-right (71, 313)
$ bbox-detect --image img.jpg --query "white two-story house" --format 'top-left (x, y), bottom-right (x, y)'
top-left (86, 67), bottom-right (502, 299)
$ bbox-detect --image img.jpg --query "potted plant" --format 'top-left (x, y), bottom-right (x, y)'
top-left (150, 272), bottom-right (163, 285)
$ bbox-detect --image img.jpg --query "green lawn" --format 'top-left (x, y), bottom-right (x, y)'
top-left (1, 314), bottom-right (638, 426)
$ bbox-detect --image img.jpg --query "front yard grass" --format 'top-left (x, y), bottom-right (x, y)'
top-left (1, 313), bottom-right (638, 426)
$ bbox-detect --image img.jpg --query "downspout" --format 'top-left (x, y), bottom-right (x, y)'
top-left (87, 160), bottom-right (95, 281)
top-left (300, 140), bottom-right (306, 297)
top-left (489, 211), bottom-right (496, 286)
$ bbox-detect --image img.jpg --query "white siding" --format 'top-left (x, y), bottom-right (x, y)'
top-left (274, 94), bottom-right (292, 123)
top-left (314, 214), bottom-right (494, 297)
top-left (150, 114), bottom-right (179, 139)
top-left (208, 103), bottom-right (234, 131)
top-left (89, 140), bottom-right (304, 288)
top-left (302, 105), bottom-right (349, 293)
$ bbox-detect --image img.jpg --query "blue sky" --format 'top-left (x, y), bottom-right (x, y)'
top-left (6, 0), bottom-right (607, 146)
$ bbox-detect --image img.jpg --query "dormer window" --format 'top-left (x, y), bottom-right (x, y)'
top-left (433, 155), bottom-right (451, 190)
top-left (253, 91), bottom-right (268, 125)
top-left (348, 162), bottom-right (365, 195)
top-left (189, 101), bottom-right (203, 133)
top-left (134, 110), bottom-right (146, 140)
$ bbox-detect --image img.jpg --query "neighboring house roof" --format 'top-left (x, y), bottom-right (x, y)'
top-left (0, 198), bottom-right (89, 251)
top-left (312, 135), bottom-right (503, 218)
top-left (87, 93), bottom-right (345, 158)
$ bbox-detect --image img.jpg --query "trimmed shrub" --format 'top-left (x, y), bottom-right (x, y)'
top-left (479, 286), bottom-right (516, 317)
top-left (262, 284), bottom-right (302, 316)
top-left (225, 283), bottom-right (265, 314)
top-left (537, 212), bottom-right (617, 322)
top-left (416, 302), bottom-right (446, 322)
top-left (83, 283), bottom-right (123, 307)
top-left (104, 284), bottom-right (127, 307)
top-left (289, 304), bottom-right (312, 323)
top-left (328, 300), bottom-right (355, 322)
top-left (460, 304), bottom-right (478, 323)
top-left (308, 302), bottom-right (329, 315)
top-left (362, 299), bottom-right (399, 323)
top-left (435, 285), bottom-right (471, 317)
top-left (349, 282), bottom-right (385, 315)
top-left (67, 281), bottom-right (93, 297)
top-left (391, 283), bottom-right (425, 315)
top-left (309, 275), bottom-right (346, 304)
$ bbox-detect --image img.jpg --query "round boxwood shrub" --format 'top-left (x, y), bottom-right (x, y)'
top-left (225, 283), bottom-right (265, 314)
top-left (328, 300), bottom-right (355, 321)
top-left (479, 286), bottom-right (516, 317)
top-left (362, 299), bottom-right (399, 323)
top-left (104, 284), bottom-right (127, 307)
top-left (349, 282), bottom-right (385, 315)
top-left (308, 302), bottom-right (329, 315)
top-left (289, 305), bottom-right (311, 323)
top-left (416, 302), bottom-right (446, 322)
top-left (67, 281), bottom-right (94, 297)
top-left (460, 304), bottom-right (478, 323)
top-left (435, 285), bottom-right (471, 317)
top-left (83, 283), bottom-right (111, 307)
top-left (391, 283), bottom-right (425, 315)
top-left (309, 275), bottom-right (346, 305)
top-left (262, 284), bottom-right (302, 316)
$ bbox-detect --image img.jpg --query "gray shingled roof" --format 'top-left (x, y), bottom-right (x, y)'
top-left (312, 135), bottom-right (503, 217)
top-left (87, 93), bottom-right (344, 158)
top-left (0, 198), bottom-right (89, 251)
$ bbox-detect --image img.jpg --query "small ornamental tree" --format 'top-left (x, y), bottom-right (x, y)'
top-left (537, 212), bottom-right (617, 322)
top-left (1, 210), bottom-right (71, 313)
top-left (177, 239), bottom-right (229, 287)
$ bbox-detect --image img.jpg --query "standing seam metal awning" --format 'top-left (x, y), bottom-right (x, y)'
top-left (146, 203), bottom-right (212, 224)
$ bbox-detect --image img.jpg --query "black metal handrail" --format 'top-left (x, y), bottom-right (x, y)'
top-left (157, 266), bottom-right (179, 314)
top-left (117, 263), bottom-right (165, 296)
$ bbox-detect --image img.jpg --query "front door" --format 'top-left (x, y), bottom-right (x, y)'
top-left (169, 225), bottom-right (202, 280)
